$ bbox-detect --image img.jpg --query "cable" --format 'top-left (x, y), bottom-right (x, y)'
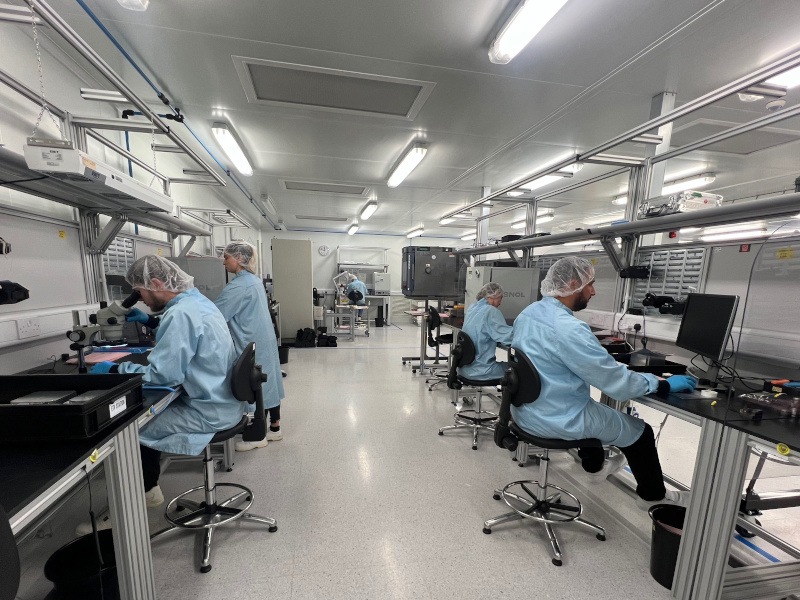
top-left (653, 414), bottom-right (670, 446)
top-left (83, 467), bottom-right (106, 598)
top-left (0, 175), bottom-right (48, 186)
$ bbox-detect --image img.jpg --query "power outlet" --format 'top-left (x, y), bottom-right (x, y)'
top-left (16, 318), bottom-right (41, 339)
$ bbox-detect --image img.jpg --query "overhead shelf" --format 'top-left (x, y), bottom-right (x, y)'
top-left (0, 146), bottom-right (209, 238)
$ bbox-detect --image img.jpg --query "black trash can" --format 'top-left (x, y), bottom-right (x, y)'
top-left (44, 530), bottom-right (119, 599)
top-left (375, 306), bottom-right (384, 327)
top-left (649, 504), bottom-right (686, 589)
top-left (278, 345), bottom-right (290, 364)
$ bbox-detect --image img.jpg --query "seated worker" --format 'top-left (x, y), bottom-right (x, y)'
top-left (215, 242), bottom-right (285, 451)
top-left (344, 273), bottom-right (368, 306)
top-left (89, 255), bottom-right (244, 517)
top-left (510, 256), bottom-right (696, 509)
top-left (459, 282), bottom-right (513, 381)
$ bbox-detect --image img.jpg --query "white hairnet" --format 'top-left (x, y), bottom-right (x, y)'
top-left (224, 241), bottom-right (258, 273)
top-left (540, 256), bottom-right (595, 298)
top-left (347, 273), bottom-right (358, 282)
top-left (126, 255), bottom-right (194, 293)
top-left (476, 282), bottom-right (503, 301)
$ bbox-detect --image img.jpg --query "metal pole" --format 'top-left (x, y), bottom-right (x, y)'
top-left (644, 92), bottom-right (676, 199)
top-left (86, 130), bottom-right (167, 184)
top-left (24, 0), bottom-right (226, 186)
top-left (477, 187), bottom-right (490, 246)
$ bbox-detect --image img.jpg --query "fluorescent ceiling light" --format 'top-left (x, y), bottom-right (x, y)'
top-left (506, 190), bottom-right (525, 197)
top-left (703, 221), bottom-right (764, 235)
top-left (347, 222), bottom-right (359, 235)
top-left (406, 226), bottom-right (424, 238)
top-left (560, 162), bottom-right (583, 173)
top-left (212, 123), bottom-right (253, 177)
top-left (679, 227), bottom-right (701, 233)
top-left (737, 92), bottom-right (764, 102)
top-left (510, 221), bottom-right (526, 230)
top-left (461, 232), bottom-right (477, 241)
top-left (564, 240), bottom-right (599, 247)
top-left (488, 0), bottom-right (570, 65)
top-left (80, 88), bottom-right (128, 102)
top-left (117, 0), bottom-right (149, 10)
top-left (700, 230), bottom-right (768, 243)
top-left (611, 195), bottom-right (628, 206)
top-left (439, 217), bottom-right (455, 225)
top-left (767, 66), bottom-right (800, 89)
top-left (511, 211), bottom-right (555, 228)
top-left (257, 195), bottom-right (277, 216)
top-left (660, 173), bottom-right (715, 195)
top-left (387, 143), bottom-right (427, 188)
top-left (360, 201), bottom-right (378, 220)
top-left (521, 174), bottom-right (566, 192)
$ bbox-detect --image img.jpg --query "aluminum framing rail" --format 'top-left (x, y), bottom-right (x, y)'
top-left (476, 167), bottom-right (632, 222)
top-left (0, 66), bottom-right (65, 119)
top-left (441, 46), bottom-right (800, 223)
top-left (24, 0), bottom-right (226, 187)
top-left (86, 130), bottom-right (167, 185)
top-left (455, 191), bottom-right (800, 256)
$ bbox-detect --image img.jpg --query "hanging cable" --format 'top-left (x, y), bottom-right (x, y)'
top-left (29, 0), bottom-right (65, 138)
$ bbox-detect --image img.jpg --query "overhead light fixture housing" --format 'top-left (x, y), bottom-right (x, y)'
top-left (660, 173), bottom-right (715, 195)
top-left (521, 174), bottom-right (568, 192)
top-left (511, 210), bottom-right (555, 228)
top-left (488, 0), bottom-right (569, 64)
top-left (360, 200), bottom-right (378, 220)
top-left (700, 230), bottom-right (768, 243)
top-left (767, 66), bottom-right (800, 89)
top-left (80, 88), bottom-right (128, 103)
top-left (347, 222), bottom-right (359, 235)
top-left (406, 226), bottom-right (425, 238)
top-left (506, 190), bottom-right (525, 197)
top-left (611, 195), bottom-right (628, 206)
top-left (211, 122), bottom-right (253, 176)
top-left (257, 195), bottom-right (277, 216)
top-left (439, 217), bottom-right (455, 225)
top-left (117, 0), bottom-right (149, 10)
top-left (387, 143), bottom-right (428, 188)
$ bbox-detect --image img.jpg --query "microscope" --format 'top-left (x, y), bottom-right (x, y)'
top-left (66, 291), bottom-right (141, 373)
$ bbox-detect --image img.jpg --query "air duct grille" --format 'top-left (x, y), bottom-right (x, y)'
top-left (282, 180), bottom-right (368, 196)
top-left (233, 57), bottom-right (435, 120)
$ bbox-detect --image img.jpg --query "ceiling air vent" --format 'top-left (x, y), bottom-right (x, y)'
top-left (295, 215), bottom-right (349, 222)
top-left (282, 180), bottom-right (368, 196)
top-left (233, 57), bottom-right (435, 120)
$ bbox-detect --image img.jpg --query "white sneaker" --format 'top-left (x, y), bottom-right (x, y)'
top-left (75, 514), bottom-right (112, 536)
top-left (586, 452), bottom-right (627, 483)
top-left (235, 437), bottom-right (267, 452)
top-left (636, 489), bottom-right (691, 511)
top-left (266, 428), bottom-right (283, 441)
top-left (145, 484), bottom-right (164, 508)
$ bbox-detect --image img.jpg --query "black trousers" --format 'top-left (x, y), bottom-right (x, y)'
top-left (266, 404), bottom-right (280, 423)
top-left (140, 445), bottom-right (162, 492)
top-left (578, 423), bottom-right (667, 501)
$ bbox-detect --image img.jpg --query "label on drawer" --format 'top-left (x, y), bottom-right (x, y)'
top-left (109, 397), bottom-right (127, 418)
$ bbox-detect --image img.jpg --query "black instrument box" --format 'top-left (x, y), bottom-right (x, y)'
top-left (0, 374), bottom-right (142, 442)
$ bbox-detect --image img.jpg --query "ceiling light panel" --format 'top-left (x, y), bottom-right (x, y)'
top-left (767, 66), bottom-right (800, 89)
top-left (211, 123), bottom-right (253, 176)
top-left (360, 201), bottom-right (378, 220)
top-left (388, 143), bottom-right (428, 188)
top-left (406, 227), bottom-right (425, 238)
top-left (488, 0), bottom-right (569, 64)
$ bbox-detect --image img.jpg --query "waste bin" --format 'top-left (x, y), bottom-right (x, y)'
top-left (375, 306), bottom-right (384, 327)
top-left (649, 504), bottom-right (686, 589)
top-left (278, 345), bottom-right (290, 364)
top-left (44, 529), bottom-right (119, 599)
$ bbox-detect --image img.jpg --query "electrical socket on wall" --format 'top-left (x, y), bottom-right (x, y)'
top-left (16, 318), bottom-right (41, 339)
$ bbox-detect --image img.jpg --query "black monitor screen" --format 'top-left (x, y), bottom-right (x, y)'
top-left (675, 293), bottom-right (739, 362)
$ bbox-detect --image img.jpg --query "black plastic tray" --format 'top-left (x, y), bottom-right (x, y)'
top-left (615, 353), bottom-right (688, 376)
top-left (0, 374), bottom-right (142, 442)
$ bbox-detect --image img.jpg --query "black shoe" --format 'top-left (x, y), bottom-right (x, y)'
top-left (282, 370), bottom-right (287, 378)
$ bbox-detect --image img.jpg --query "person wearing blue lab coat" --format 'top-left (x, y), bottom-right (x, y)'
top-left (510, 257), bottom-right (696, 509)
top-left (459, 282), bottom-right (513, 381)
top-left (90, 255), bottom-right (243, 511)
top-left (344, 274), bottom-right (368, 306)
top-left (215, 241), bottom-right (285, 452)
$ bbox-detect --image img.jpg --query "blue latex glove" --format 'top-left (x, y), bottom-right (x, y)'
top-left (667, 375), bottom-right (697, 393)
top-left (126, 307), bottom-right (150, 323)
top-left (90, 361), bottom-right (117, 374)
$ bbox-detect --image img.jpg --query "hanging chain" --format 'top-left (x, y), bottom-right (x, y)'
top-left (29, 0), bottom-right (65, 139)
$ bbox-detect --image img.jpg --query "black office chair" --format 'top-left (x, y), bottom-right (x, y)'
top-left (425, 306), bottom-right (453, 391)
top-left (482, 348), bottom-right (606, 566)
top-left (437, 331), bottom-right (500, 450)
top-left (0, 503), bottom-right (20, 600)
top-left (150, 342), bottom-right (277, 573)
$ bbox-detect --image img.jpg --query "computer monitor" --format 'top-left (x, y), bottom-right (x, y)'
top-left (675, 293), bottom-right (739, 363)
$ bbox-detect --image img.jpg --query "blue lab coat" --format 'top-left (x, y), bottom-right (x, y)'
top-left (214, 270), bottom-right (284, 410)
top-left (510, 296), bottom-right (660, 448)
top-left (458, 298), bottom-right (514, 381)
top-left (345, 279), bottom-right (368, 305)
top-left (118, 288), bottom-right (243, 455)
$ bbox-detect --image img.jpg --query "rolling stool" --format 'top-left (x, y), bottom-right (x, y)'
top-left (425, 307), bottom-right (453, 391)
top-left (483, 348), bottom-right (606, 566)
top-left (438, 331), bottom-right (500, 450)
top-left (150, 342), bottom-right (277, 572)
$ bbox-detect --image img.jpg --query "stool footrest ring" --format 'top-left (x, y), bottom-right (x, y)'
top-left (499, 480), bottom-right (583, 525)
top-left (164, 483), bottom-right (254, 530)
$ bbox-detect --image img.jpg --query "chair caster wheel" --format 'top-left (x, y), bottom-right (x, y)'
top-left (552, 559), bottom-right (562, 567)
top-left (596, 534), bottom-right (606, 541)
top-left (493, 493), bottom-right (501, 501)
top-left (518, 462), bottom-right (526, 467)
top-left (438, 430), bottom-right (444, 435)
top-left (483, 527), bottom-right (491, 534)
top-left (472, 445), bottom-right (478, 450)
top-left (402, 361), bottom-right (406, 365)
top-left (226, 467), bottom-right (233, 472)
top-left (200, 565), bottom-right (212, 573)
top-left (512, 457), bottom-right (517, 461)
top-left (269, 525), bottom-right (278, 533)
top-left (246, 496), bottom-right (252, 502)
top-left (412, 369), bottom-right (417, 374)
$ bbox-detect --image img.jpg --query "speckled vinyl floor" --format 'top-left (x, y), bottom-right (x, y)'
top-left (150, 324), bottom-right (675, 600)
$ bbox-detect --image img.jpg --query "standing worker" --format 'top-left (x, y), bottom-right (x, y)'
top-left (460, 282), bottom-right (513, 380)
top-left (344, 273), bottom-right (368, 306)
top-left (510, 257), bottom-right (696, 509)
top-left (215, 241), bottom-right (285, 451)
top-left (88, 256), bottom-right (243, 519)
